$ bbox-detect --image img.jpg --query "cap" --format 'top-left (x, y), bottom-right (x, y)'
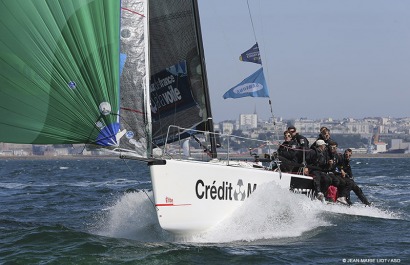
top-left (288, 126), bottom-right (296, 131)
top-left (316, 140), bottom-right (327, 146)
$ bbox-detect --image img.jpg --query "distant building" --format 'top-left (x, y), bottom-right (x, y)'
top-left (390, 139), bottom-right (410, 151)
top-left (293, 119), bottom-right (321, 135)
top-left (374, 142), bottom-right (387, 153)
top-left (344, 121), bottom-right (371, 134)
top-left (221, 122), bottom-right (234, 135)
top-left (239, 114), bottom-right (257, 130)
top-left (1, 143), bottom-right (32, 156)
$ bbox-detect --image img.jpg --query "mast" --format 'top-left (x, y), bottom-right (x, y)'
top-left (192, 0), bottom-right (217, 158)
top-left (144, 0), bottom-right (153, 158)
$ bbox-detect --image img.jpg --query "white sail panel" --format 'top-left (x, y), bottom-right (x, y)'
top-left (119, 0), bottom-right (151, 157)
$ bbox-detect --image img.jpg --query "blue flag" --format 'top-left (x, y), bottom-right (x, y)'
top-left (239, 43), bottom-right (262, 64)
top-left (223, 68), bottom-right (269, 99)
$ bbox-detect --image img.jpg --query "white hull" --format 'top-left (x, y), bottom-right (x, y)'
top-left (149, 159), bottom-right (313, 235)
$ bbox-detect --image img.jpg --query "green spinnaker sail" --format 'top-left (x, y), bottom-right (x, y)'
top-left (0, 0), bottom-right (120, 146)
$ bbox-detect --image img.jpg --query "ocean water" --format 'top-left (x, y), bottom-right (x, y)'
top-left (0, 157), bottom-right (409, 264)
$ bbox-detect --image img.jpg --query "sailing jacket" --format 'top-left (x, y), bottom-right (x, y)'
top-left (277, 139), bottom-right (299, 162)
top-left (293, 133), bottom-right (309, 148)
top-left (338, 153), bottom-right (353, 178)
top-left (329, 152), bottom-right (343, 173)
top-left (305, 147), bottom-right (330, 172)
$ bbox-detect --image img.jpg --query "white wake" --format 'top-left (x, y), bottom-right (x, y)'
top-left (93, 181), bottom-right (399, 243)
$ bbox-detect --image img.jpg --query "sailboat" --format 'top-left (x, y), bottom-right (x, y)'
top-left (0, 0), bottom-right (313, 235)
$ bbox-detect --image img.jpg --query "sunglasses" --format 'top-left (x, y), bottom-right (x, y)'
top-left (289, 130), bottom-right (296, 133)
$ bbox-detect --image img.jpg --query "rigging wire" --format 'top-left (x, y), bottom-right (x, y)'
top-left (122, 158), bottom-right (159, 211)
top-left (78, 114), bottom-right (104, 154)
top-left (246, 0), bottom-right (278, 143)
top-left (78, 112), bottom-right (123, 155)
top-left (246, 0), bottom-right (258, 45)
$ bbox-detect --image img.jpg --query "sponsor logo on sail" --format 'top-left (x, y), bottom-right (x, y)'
top-left (68, 81), bottom-right (76, 89)
top-left (151, 86), bottom-right (182, 114)
top-left (125, 131), bottom-right (134, 139)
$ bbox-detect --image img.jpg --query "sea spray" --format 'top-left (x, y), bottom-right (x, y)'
top-left (320, 201), bottom-right (400, 219)
top-left (190, 181), bottom-right (330, 243)
top-left (93, 190), bottom-right (170, 242)
top-left (91, 181), bottom-right (400, 244)
top-left (189, 181), bottom-right (399, 243)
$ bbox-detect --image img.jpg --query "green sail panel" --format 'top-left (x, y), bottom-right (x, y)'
top-left (0, 0), bottom-right (120, 146)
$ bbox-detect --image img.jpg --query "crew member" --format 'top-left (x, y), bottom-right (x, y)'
top-left (327, 140), bottom-right (352, 204)
top-left (304, 139), bottom-right (332, 201)
top-left (288, 125), bottom-right (309, 165)
top-left (338, 148), bottom-right (372, 206)
top-left (277, 130), bottom-right (299, 172)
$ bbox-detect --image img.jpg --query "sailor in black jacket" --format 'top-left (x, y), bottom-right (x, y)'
top-left (304, 139), bottom-right (332, 201)
top-left (327, 141), bottom-right (353, 204)
top-left (338, 148), bottom-right (371, 206)
top-left (276, 131), bottom-right (300, 172)
top-left (310, 127), bottom-right (331, 148)
top-left (288, 126), bottom-right (309, 165)
top-left (288, 126), bottom-right (309, 148)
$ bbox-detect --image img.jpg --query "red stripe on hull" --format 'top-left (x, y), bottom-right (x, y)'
top-left (156, 204), bottom-right (191, 207)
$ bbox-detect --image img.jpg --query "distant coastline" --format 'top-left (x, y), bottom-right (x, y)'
top-left (351, 153), bottom-right (410, 158)
top-left (0, 155), bottom-right (118, 160)
top-left (1, 153), bottom-right (409, 160)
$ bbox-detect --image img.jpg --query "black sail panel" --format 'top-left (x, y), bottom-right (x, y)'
top-left (149, 0), bottom-right (213, 149)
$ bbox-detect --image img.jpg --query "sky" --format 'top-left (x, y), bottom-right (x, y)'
top-left (197, 0), bottom-right (410, 122)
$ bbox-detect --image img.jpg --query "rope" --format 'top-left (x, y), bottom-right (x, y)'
top-left (246, 0), bottom-right (258, 45)
top-left (77, 113), bottom-right (106, 155)
top-left (278, 144), bottom-right (310, 152)
top-left (247, 1), bottom-right (277, 144)
top-left (122, 159), bottom-right (159, 211)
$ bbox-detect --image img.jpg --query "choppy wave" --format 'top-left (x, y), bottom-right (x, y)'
top-left (1, 157), bottom-right (409, 263)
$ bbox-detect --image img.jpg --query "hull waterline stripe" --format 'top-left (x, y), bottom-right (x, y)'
top-left (156, 204), bottom-right (192, 207)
